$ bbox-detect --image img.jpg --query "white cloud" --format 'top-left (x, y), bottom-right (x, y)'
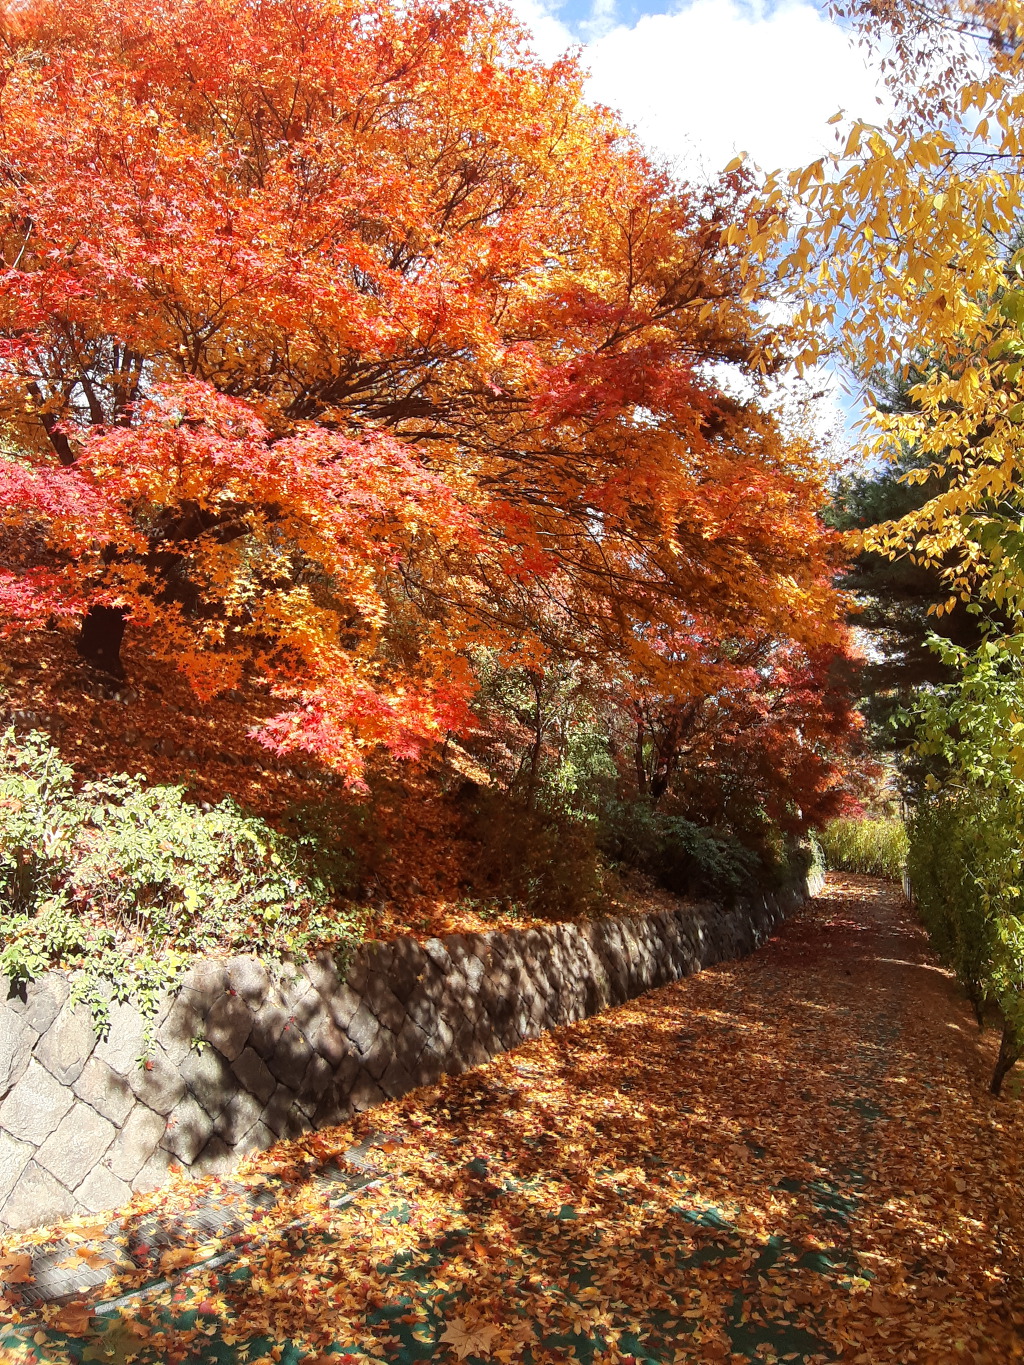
top-left (509, 0), bottom-right (889, 176)
top-left (504, 0), bottom-right (575, 64)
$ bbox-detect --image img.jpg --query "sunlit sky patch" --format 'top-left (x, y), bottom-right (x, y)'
top-left (505, 0), bottom-right (893, 451)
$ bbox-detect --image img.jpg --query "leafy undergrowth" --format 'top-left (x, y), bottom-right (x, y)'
top-left (2, 875), bottom-right (1023, 1364)
top-left (0, 633), bottom-right (702, 950)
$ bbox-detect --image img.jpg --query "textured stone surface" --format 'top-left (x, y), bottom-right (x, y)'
top-left (180, 1047), bottom-right (234, 1120)
top-left (231, 1047), bottom-right (277, 1104)
top-left (163, 1094), bottom-right (214, 1164)
top-left (107, 1104), bottom-right (166, 1183)
top-left (35, 1104), bottom-right (115, 1190)
top-left (0, 870), bottom-right (822, 1231)
top-left (35, 1000), bottom-right (96, 1085)
top-left (93, 1000), bottom-right (146, 1074)
top-left (0, 1059), bottom-right (75, 1145)
top-left (0, 1007), bottom-right (36, 1097)
top-left (13, 974), bottom-right (70, 1036)
top-left (73, 1055), bottom-right (136, 1126)
top-left (0, 1130), bottom-right (33, 1208)
top-left (128, 1047), bottom-right (186, 1115)
top-left (1, 1160), bottom-right (76, 1227)
top-left (74, 1163), bottom-right (132, 1214)
top-left (205, 992), bottom-right (253, 1062)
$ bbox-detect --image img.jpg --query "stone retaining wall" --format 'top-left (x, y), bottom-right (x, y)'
top-left (0, 871), bottom-right (823, 1231)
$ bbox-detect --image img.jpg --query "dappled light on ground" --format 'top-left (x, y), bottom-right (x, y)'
top-left (1, 874), bottom-right (1022, 1363)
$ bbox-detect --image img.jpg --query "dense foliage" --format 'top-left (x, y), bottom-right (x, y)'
top-left (817, 816), bottom-right (908, 881)
top-left (749, 0), bottom-right (1024, 1092)
top-left (0, 729), bottom-right (364, 1027)
top-left (0, 0), bottom-right (854, 794)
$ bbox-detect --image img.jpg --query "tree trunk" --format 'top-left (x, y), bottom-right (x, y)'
top-left (634, 719), bottom-right (647, 797)
top-left (77, 605), bottom-right (126, 679)
top-left (990, 1018), bottom-right (1021, 1096)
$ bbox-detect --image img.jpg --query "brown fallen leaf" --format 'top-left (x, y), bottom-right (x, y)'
top-left (51, 1302), bottom-right (95, 1336)
top-left (440, 1318), bottom-right (500, 1359)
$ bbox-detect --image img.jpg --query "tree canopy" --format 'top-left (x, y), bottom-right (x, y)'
top-left (0, 0), bottom-right (852, 787)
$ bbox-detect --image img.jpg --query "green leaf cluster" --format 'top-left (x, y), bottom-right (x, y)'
top-left (0, 729), bottom-right (365, 1033)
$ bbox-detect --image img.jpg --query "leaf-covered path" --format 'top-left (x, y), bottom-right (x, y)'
top-left (3, 874), bottom-right (1023, 1365)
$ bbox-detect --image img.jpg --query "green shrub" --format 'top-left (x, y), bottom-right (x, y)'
top-left (817, 816), bottom-right (908, 879)
top-left (907, 792), bottom-right (997, 1025)
top-left (0, 729), bottom-right (365, 1033)
top-left (599, 798), bottom-right (762, 903)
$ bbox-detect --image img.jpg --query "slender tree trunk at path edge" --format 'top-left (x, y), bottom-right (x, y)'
top-left (990, 1019), bottom-right (1021, 1095)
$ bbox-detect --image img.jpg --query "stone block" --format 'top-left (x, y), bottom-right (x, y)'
top-left (0, 1006), bottom-right (36, 1096)
top-left (0, 1058), bottom-right (75, 1144)
top-left (74, 1163), bottom-right (132, 1215)
top-left (312, 1087), bottom-right (352, 1130)
top-left (302, 951), bottom-right (341, 1000)
top-left (225, 956), bottom-right (271, 1008)
top-left (349, 1070), bottom-right (386, 1113)
top-left (296, 1054), bottom-right (334, 1117)
top-left (179, 960), bottom-right (228, 1012)
top-left (262, 1083), bottom-right (298, 1138)
top-left (274, 968), bottom-right (316, 1016)
top-left (163, 1094), bottom-right (214, 1165)
top-left (345, 1003), bottom-right (380, 1057)
top-left (1, 1160), bottom-right (77, 1230)
top-left (214, 1089), bottom-right (264, 1147)
top-left (248, 996), bottom-right (290, 1056)
top-left (312, 1016), bottom-right (352, 1068)
top-left (156, 991), bottom-right (204, 1065)
top-left (405, 993), bottom-right (439, 1035)
top-left (36, 1103), bottom-right (115, 1189)
top-left (379, 1057), bottom-right (415, 1100)
top-left (0, 1130), bottom-right (33, 1207)
top-left (132, 1145), bottom-right (174, 1194)
top-left (410, 1039), bottom-right (445, 1089)
top-left (34, 999), bottom-right (96, 1086)
top-left (108, 1104), bottom-right (166, 1182)
top-left (365, 976), bottom-right (407, 1035)
top-left (422, 938), bottom-right (453, 974)
top-left (233, 1120), bottom-right (277, 1157)
top-left (231, 1047), bottom-right (277, 1105)
top-left (326, 982), bottom-right (362, 1032)
top-left (13, 974), bottom-right (70, 1035)
top-left (180, 1046), bottom-right (234, 1120)
top-left (129, 1046), bottom-right (186, 1115)
top-left (388, 938), bottom-right (427, 1001)
top-left (360, 1024), bottom-right (396, 1081)
top-left (393, 1017), bottom-right (427, 1070)
top-left (195, 1135), bottom-right (237, 1177)
top-left (93, 1000), bottom-right (146, 1074)
top-left (266, 1019), bottom-right (314, 1087)
top-left (205, 992), bottom-right (253, 1062)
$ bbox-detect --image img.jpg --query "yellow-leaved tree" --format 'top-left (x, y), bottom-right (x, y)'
top-left (751, 0), bottom-right (1024, 610)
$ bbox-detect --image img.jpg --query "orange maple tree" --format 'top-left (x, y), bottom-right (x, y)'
top-left (0, 0), bottom-right (849, 781)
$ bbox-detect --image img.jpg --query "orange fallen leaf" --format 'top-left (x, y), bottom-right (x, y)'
top-left (0, 1253), bottom-right (33, 1285)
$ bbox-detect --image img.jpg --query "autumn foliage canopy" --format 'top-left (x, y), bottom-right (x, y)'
top-left (0, 0), bottom-right (854, 797)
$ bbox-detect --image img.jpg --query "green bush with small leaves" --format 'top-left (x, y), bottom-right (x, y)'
top-left (599, 798), bottom-right (764, 903)
top-left (0, 729), bottom-right (365, 1032)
